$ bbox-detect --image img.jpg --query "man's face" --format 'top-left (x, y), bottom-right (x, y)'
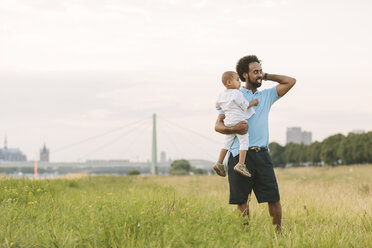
top-left (247, 62), bottom-right (263, 88)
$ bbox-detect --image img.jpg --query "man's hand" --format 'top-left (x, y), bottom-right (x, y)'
top-left (266, 73), bottom-right (296, 97)
top-left (215, 114), bottom-right (248, 135)
top-left (233, 121), bottom-right (249, 135)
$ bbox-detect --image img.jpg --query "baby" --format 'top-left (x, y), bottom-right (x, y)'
top-left (214, 71), bottom-right (258, 177)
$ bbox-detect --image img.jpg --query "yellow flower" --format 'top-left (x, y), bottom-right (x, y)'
top-left (29, 192), bottom-right (33, 195)
top-left (28, 201), bottom-right (37, 205)
top-left (37, 188), bottom-right (41, 192)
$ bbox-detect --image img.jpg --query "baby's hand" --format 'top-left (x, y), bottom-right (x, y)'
top-left (250, 99), bottom-right (259, 106)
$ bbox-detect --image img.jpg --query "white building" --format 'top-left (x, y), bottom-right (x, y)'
top-left (352, 129), bottom-right (365, 134)
top-left (286, 127), bottom-right (312, 145)
top-left (160, 151), bottom-right (166, 163)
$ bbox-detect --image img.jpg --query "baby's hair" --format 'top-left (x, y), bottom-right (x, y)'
top-left (221, 71), bottom-right (236, 85)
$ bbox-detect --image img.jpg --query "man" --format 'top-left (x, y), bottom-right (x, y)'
top-left (215, 55), bottom-right (296, 231)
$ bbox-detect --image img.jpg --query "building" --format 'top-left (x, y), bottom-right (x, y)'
top-left (301, 131), bottom-right (312, 145)
top-left (40, 143), bottom-right (49, 162)
top-left (286, 127), bottom-right (312, 145)
top-left (352, 129), bottom-right (365, 134)
top-left (160, 151), bottom-right (166, 163)
top-left (0, 136), bottom-right (27, 161)
top-left (286, 127), bottom-right (302, 144)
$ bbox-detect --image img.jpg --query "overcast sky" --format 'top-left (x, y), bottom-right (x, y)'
top-left (1, 0), bottom-right (371, 162)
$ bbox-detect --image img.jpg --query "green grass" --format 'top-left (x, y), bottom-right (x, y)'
top-left (1, 165), bottom-right (372, 247)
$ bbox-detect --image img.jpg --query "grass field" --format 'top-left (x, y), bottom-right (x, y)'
top-left (1, 165), bottom-right (372, 247)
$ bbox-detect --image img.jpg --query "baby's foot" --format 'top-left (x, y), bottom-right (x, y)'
top-left (213, 162), bottom-right (226, 177)
top-left (234, 163), bottom-right (251, 177)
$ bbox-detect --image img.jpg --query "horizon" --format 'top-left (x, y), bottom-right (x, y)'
top-left (1, 126), bottom-right (370, 163)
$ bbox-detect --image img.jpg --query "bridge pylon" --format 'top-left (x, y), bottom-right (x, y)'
top-left (151, 113), bottom-right (158, 175)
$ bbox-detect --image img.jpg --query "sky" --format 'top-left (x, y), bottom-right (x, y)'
top-left (1, 0), bottom-right (371, 162)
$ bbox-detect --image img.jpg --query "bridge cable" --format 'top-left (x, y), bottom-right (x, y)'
top-left (52, 118), bottom-right (149, 153)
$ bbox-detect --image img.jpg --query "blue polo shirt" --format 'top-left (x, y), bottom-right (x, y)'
top-left (219, 86), bottom-right (280, 157)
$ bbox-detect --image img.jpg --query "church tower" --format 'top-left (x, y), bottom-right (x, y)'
top-left (40, 143), bottom-right (49, 162)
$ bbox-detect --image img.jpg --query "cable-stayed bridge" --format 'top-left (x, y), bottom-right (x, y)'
top-left (1, 114), bottom-right (221, 177)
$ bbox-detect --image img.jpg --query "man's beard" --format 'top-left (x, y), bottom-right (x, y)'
top-left (248, 75), bottom-right (262, 88)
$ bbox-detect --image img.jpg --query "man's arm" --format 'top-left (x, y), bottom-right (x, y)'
top-left (214, 114), bottom-right (248, 135)
top-left (266, 73), bottom-right (296, 97)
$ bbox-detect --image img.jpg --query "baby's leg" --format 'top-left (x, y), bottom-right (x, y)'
top-left (237, 132), bottom-right (249, 164)
top-left (214, 134), bottom-right (235, 177)
top-left (218, 149), bottom-right (228, 164)
top-left (234, 132), bottom-right (251, 177)
top-left (238, 150), bottom-right (247, 165)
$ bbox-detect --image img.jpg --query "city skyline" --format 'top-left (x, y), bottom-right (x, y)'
top-left (1, 0), bottom-right (372, 162)
top-left (1, 126), bottom-right (369, 163)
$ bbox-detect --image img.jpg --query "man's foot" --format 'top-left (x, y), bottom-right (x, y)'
top-left (234, 163), bottom-right (251, 177)
top-left (213, 162), bottom-right (226, 177)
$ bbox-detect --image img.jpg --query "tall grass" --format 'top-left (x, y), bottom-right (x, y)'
top-left (1, 165), bottom-right (372, 247)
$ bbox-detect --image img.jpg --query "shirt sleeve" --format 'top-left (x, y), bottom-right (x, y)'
top-left (215, 101), bottom-right (221, 110)
top-left (233, 90), bottom-right (250, 111)
top-left (265, 86), bottom-right (280, 106)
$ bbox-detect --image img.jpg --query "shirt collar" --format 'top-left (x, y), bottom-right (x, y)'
top-left (241, 86), bottom-right (260, 95)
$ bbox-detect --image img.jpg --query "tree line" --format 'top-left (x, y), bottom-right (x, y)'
top-left (269, 131), bottom-right (372, 167)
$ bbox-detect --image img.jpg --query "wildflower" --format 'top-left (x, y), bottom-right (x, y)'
top-left (28, 201), bottom-right (37, 205)
top-left (29, 192), bottom-right (33, 195)
top-left (37, 188), bottom-right (41, 192)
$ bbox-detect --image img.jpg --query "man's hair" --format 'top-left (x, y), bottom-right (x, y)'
top-left (236, 55), bottom-right (261, 82)
top-left (221, 71), bottom-right (236, 85)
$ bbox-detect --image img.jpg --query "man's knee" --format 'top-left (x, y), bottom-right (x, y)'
top-left (237, 202), bottom-right (249, 215)
top-left (238, 202), bottom-right (247, 209)
top-left (269, 200), bottom-right (281, 207)
top-left (268, 201), bottom-right (281, 214)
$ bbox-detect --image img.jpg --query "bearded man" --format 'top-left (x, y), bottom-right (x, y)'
top-left (215, 55), bottom-right (296, 231)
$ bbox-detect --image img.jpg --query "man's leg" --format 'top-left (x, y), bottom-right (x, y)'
top-left (237, 201), bottom-right (249, 217)
top-left (268, 200), bottom-right (282, 232)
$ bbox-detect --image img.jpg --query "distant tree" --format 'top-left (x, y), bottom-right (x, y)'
top-left (320, 134), bottom-right (345, 165)
top-left (127, 170), bottom-right (140, 176)
top-left (338, 132), bottom-right (372, 164)
top-left (338, 133), bottom-right (356, 165)
top-left (365, 132), bottom-right (372, 163)
top-left (191, 167), bottom-right (207, 175)
top-left (269, 142), bottom-right (285, 167)
top-left (297, 143), bottom-right (308, 164)
top-left (169, 159), bottom-right (191, 175)
top-left (308, 141), bottom-right (322, 165)
top-left (284, 143), bottom-right (302, 166)
top-left (351, 133), bottom-right (370, 164)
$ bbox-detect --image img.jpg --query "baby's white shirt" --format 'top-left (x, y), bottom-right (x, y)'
top-left (216, 89), bottom-right (255, 126)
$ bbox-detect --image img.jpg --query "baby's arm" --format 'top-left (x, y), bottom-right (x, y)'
top-left (248, 99), bottom-right (259, 109)
top-left (234, 91), bottom-right (250, 111)
top-left (234, 91), bottom-right (259, 111)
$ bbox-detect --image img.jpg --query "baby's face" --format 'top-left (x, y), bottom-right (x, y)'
top-left (230, 73), bottom-right (241, 89)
